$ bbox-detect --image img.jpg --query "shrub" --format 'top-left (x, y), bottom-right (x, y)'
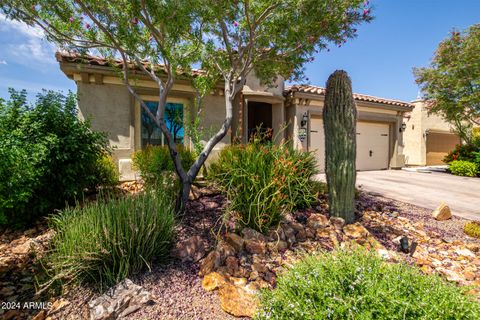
top-left (208, 138), bottom-right (318, 233)
top-left (257, 248), bottom-right (480, 320)
top-left (444, 141), bottom-right (480, 164)
top-left (464, 221), bottom-right (480, 239)
top-left (44, 191), bottom-right (175, 289)
top-left (449, 160), bottom-right (478, 177)
top-left (0, 89), bottom-right (114, 226)
top-left (132, 145), bottom-right (195, 188)
top-left (93, 154), bottom-right (120, 187)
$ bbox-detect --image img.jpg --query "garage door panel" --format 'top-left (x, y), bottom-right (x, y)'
top-left (310, 117), bottom-right (389, 172)
top-left (426, 132), bottom-right (460, 165)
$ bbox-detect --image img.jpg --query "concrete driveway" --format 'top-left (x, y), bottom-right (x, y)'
top-left (316, 170), bottom-right (480, 220)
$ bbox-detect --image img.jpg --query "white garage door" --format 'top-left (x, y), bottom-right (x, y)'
top-left (309, 117), bottom-right (390, 172)
top-left (356, 122), bottom-right (390, 171)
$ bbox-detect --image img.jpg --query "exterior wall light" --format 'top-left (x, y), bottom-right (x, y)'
top-left (300, 112), bottom-right (308, 128)
top-left (399, 122), bottom-right (407, 132)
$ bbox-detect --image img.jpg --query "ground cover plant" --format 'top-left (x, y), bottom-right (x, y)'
top-left (256, 248), bottom-right (480, 320)
top-left (43, 191), bottom-right (175, 290)
top-left (132, 145), bottom-right (195, 189)
top-left (464, 221), bottom-right (480, 239)
top-left (0, 89), bottom-right (115, 226)
top-left (209, 136), bottom-right (318, 232)
top-left (449, 160), bottom-right (478, 177)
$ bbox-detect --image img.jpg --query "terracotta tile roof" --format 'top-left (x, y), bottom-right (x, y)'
top-left (286, 84), bottom-right (413, 108)
top-left (55, 51), bottom-right (203, 75)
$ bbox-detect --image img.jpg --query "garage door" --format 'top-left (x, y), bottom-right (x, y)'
top-left (426, 132), bottom-right (460, 165)
top-left (309, 117), bottom-right (389, 172)
top-left (356, 122), bottom-right (390, 171)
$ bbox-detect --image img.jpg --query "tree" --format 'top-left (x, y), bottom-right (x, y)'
top-left (1, 0), bottom-right (372, 211)
top-left (414, 24), bottom-right (480, 145)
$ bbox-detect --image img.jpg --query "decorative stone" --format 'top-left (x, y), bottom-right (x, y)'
top-left (199, 251), bottom-right (221, 276)
top-left (289, 221), bottom-right (305, 233)
top-left (88, 278), bottom-right (154, 320)
top-left (267, 240), bottom-right (288, 252)
top-left (295, 229), bottom-right (307, 242)
top-left (330, 216), bottom-right (345, 229)
top-left (245, 239), bottom-right (266, 255)
top-left (432, 203), bottom-right (452, 221)
top-left (218, 283), bottom-right (258, 318)
top-left (202, 272), bottom-right (227, 291)
top-left (455, 248), bottom-right (475, 258)
top-left (242, 228), bottom-right (267, 241)
top-left (343, 223), bottom-right (370, 239)
top-left (32, 310), bottom-right (46, 320)
top-left (307, 213), bottom-right (329, 229)
top-left (225, 233), bottom-right (244, 252)
top-left (171, 235), bottom-right (206, 262)
top-left (225, 256), bottom-right (239, 274)
top-left (216, 241), bottom-right (236, 261)
top-left (49, 298), bottom-right (70, 315)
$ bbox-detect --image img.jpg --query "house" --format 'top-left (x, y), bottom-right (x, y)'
top-left (56, 52), bottom-right (413, 180)
top-left (403, 100), bottom-right (461, 166)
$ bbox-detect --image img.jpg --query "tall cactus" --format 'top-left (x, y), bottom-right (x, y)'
top-left (323, 70), bottom-right (357, 223)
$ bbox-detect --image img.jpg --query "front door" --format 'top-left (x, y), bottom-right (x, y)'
top-left (247, 102), bottom-right (273, 141)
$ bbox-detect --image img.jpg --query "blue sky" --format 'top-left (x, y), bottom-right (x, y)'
top-left (0, 1), bottom-right (479, 102)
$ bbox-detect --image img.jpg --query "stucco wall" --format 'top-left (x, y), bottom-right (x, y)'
top-left (77, 83), bottom-right (135, 180)
top-left (244, 71), bottom-right (284, 97)
top-left (403, 100), bottom-right (456, 166)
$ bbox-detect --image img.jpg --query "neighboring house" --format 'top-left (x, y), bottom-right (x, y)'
top-left (56, 52), bottom-right (413, 180)
top-left (403, 100), bottom-right (461, 166)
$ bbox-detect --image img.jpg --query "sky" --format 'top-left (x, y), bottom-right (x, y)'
top-left (0, 1), bottom-right (479, 102)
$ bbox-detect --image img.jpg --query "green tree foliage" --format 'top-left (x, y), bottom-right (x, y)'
top-left (0, 89), bottom-right (112, 226)
top-left (414, 24), bottom-right (480, 144)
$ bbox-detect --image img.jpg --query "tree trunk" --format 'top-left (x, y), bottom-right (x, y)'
top-left (323, 70), bottom-right (357, 223)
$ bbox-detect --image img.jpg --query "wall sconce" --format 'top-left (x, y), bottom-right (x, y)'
top-left (300, 112), bottom-right (308, 128)
top-left (399, 122), bottom-right (407, 132)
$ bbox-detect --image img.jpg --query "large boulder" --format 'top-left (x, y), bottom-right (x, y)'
top-left (218, 283), bottom-right (258, 317)
top-left (432, 203), bottom-right (452, 221)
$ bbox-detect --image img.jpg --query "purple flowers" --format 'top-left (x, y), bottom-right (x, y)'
top-left (233, 21), bottom-right (239, 27)
top-left (85, 23), bottom-right (91, 29)
top-left (68, 17), bottom-right (75, 23)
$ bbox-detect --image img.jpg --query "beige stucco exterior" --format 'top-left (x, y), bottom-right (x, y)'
top-left (58, 54), bottom-right (412, 180)
top-left (403, 100), bottom-right (458, 166)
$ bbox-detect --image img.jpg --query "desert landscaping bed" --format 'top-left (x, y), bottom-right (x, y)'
top-left (2, 186), bottom-right (480, 320)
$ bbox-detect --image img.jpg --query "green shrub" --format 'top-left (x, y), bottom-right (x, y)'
top-left (93, 154), bottom-right (120, 187)
top-left (208, 139), bottom-right (318, 233)
top-left (44, 191), bottom-right (175, 289)
top-left (444, 141), bottom-right (480, 164)
top-left (449, 160), bottom-right (478, 177)
top-left (132, 145), bottom-right (195, 188)
top-left (0, 89), bottom-right (114, 226)
top-left (464, 221), bottom-right (480, 239)
top-left (257, 248), bottom-right (480, 320)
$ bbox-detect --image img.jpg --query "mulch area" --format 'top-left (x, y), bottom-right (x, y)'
top-left (0, 185), bottom-right (479, 320)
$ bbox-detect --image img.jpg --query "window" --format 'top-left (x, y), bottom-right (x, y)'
top-left (141, 101), bottom-right (184, 148)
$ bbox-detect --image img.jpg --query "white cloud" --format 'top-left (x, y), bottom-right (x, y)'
top-left (0, 13), bottom-right (57, 66)
top-left (0, 60), bottom-right (6, 65)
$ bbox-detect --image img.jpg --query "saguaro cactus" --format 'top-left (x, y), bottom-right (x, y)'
top-left (323, 70), bottom-right (357, 223)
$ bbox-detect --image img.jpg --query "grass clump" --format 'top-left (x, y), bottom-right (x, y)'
top-left (43, 191), bottom-right (175, 289)
top-left (465, 221), bottom-right (480, 239)
top-left (209, 137), bottom-right (318, 233)
top-left (257, 248), bottom-right (480, 320)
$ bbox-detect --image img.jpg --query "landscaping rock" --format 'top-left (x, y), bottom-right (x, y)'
top-left (245, 239), bottom-right (266, 255)
top-left (216, 241), bottom-right (236, 261)
top-left (432, 203), bottom-right (452, 221)
top-left (225, 233), bottom-right (244, 252)
top-left (225, 256), bottom-right (239, 275)
top-left (307, 213), bottom-right (329, 229)
top-left (88, 278), bottom-right (154, 320)
top-left (343, 223), bottom-right (370, 239)
top-left (242, 228), bottom-right (267, 242)
top-left (199, 251), bottom-right (221, 276)
top-left (218, 283), bottom-right (258, 318)
top-left (171, 235), bottom-right (206, 262)
top-left (267, 240), bottom-right (288, 252)
top-left (201, 272), bottom-right (227, 292)
top-left (330, 216), bottom-right (346, 229)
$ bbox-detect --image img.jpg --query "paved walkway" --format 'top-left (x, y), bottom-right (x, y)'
top-left (316, 170), bottom-right (480, 220)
